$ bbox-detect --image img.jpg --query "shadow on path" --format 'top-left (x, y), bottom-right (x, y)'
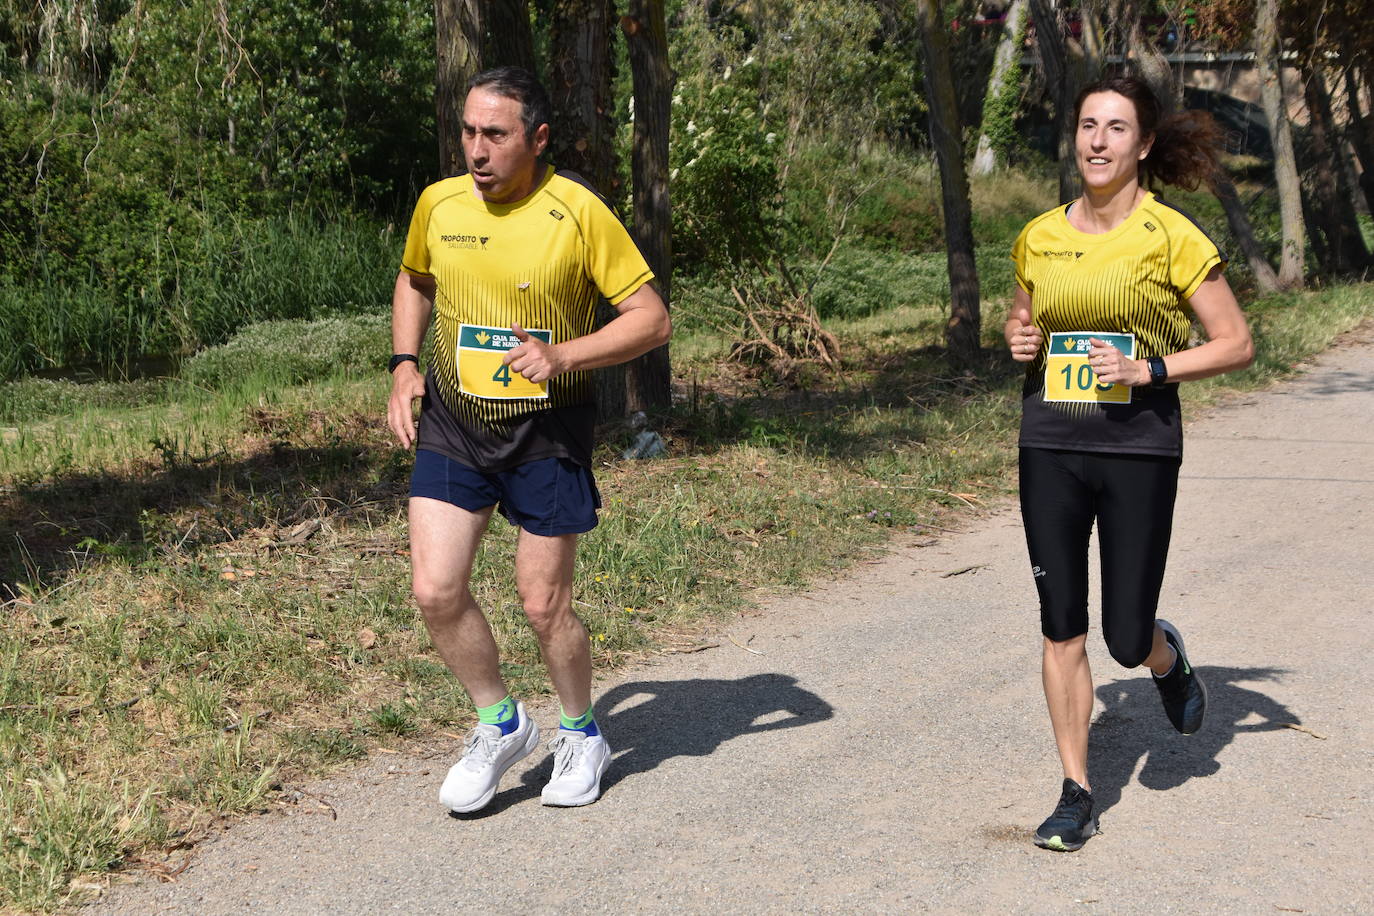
top-left (1088, 666), bottom-right (1296, 813)
top-left (511, 674), bottom-right (834, 800)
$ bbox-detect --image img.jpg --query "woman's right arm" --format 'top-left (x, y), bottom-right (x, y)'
top-left (1005, 286), bottom-right (1042, 362)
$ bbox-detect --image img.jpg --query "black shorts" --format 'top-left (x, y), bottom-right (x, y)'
top-left (1018, 447), bottom-right (1180, 668)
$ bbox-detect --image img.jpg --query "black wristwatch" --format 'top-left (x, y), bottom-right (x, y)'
top-left (1146, 356), bottom-right (1168, 388)
top-left (388, 353), bottom-right (419, 374)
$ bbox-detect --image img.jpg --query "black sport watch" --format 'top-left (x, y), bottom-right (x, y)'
top-left (1146, 356), bottom-right (1168, 388)
top-left (388, 353), bottom-right (419, 374)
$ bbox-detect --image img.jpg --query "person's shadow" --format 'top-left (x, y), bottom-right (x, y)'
top-left (485, 673), bottom-right (833, 808)
top-left (1087, 665), bottom-right (1298, 814)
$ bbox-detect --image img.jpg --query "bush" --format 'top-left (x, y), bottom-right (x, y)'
top-left (668, 16), bottom-right (784, 273)
top-left (181, 313), bottom-right (391, 390)
top-left (0, 378), bottom-right (169, 425)
top-left (0, 209), bottom-right (398, 381)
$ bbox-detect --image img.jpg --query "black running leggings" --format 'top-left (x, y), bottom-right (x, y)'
top-left (1018, 447), bottom-right (1181, 668)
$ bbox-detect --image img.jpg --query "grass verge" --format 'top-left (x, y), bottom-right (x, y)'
top-left (1, 282), bottom-right (1372, 911)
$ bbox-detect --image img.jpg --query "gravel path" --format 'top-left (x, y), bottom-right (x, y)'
top-left (91, 329), bottom-right (1374, 915)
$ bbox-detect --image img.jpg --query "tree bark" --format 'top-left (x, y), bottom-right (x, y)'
top-left (1341, 60), bottom-right (1374, 216)
top-left (1255, 0), bottom-right (1306, 289)
top-left (1122, 0), bottom-right (1178, 110)
top-left (1029, 0), bottom-right (1080, 203)
top-left (972, 0), bottom-right (1028, 176)
top-left (433, 0), bottom-right (536, 179)
top-left (1301, 61), bottom-right (1370, 274)
top-left (548, 0), bottom-right (618, 196)
top-left (621, 0), bottom-right (674, 412)
top-left (1208, 170), bottom-right (1282, 293)
top-left (916, 0), bottom-right (981, 366)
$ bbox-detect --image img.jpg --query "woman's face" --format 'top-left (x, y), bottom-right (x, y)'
top-left (1075, 91), bottom-right (1153, 195)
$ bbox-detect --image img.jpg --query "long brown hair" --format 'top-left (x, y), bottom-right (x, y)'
top-left (1073, 76), bottom-right (1222, 191)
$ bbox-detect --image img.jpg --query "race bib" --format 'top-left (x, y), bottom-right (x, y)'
top-left (457, 324), bottom-right (551, 400)
top-left (1044, 332), bottom-right (1135, 405)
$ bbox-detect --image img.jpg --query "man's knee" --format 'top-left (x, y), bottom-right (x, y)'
top-left (520, 587), bottom-right (573, 636)
top-left (412, 574), bottom-right (468, 620)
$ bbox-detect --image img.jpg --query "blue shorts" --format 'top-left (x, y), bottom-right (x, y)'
top-left (410, 449), bottom-right (601, 536)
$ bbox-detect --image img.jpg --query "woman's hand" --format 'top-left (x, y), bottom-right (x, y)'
top-left (1010, 323), bottom-right (1044, 362)
top-left (1005, 287), bottom-right (1043, 362)
top-left (1087, 339), bottom-right (1149, 387)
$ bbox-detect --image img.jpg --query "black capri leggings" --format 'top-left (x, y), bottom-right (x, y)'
top-left (1019, 447), bottom-right (1181, 668)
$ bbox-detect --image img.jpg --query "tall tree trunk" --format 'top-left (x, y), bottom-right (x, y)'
top-left (1123, 0), bottom-right (1177, 110)
top-left (1301, 61), bottom-right (1371, 274)
top-left (972, 0), bottom-right (1028, 176)
top-left (1125, 6), bottom-right (1281, 291)
top-left (1208, 170), bottom-right (1282, 293)
top-left (548, 0), bottom-right (618, 195)
top-left (1029, 0), bottom-right (1079, 203)
top-left (916, 0), bottom-right (981, 366)
top-left (433, 0), bottom-right (536, 178)
top-left (1255, 0), bottom-right (1306, 289)
top-left (621, 0), bottom-right (674, 412)
top-left (546, 0), bottom-right (623, 419)
top-left (1341, 60), bottom-right (1374, 216)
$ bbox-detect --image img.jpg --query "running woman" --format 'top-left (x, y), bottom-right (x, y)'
top-left (1004, 76), bottom-right (1254, 851)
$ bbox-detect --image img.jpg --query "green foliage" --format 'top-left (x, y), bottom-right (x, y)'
top-left (0, 377), bottom-right (167, 425)
top-left (669, 17), bottom-right (783, 272)
top-left (0, 210), bottom-right (398, 380)
top-left (181, 313), bottom-right (391, 391)
top-left (781, 141), bottom-right (944, 256)
top-left (978, 10), bottom-right (1028, 167)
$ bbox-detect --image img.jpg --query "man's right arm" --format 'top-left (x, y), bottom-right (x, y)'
top-left (387, 271), bottom-right (436, 449)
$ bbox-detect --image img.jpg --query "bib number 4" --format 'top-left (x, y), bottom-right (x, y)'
top-left (457, 323), bottom-right (552, 400)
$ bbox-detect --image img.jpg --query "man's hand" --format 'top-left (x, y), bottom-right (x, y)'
top-left (387, 362), bottom-right (426, 449)
top-left (503, 323), bottom-right (568, 384)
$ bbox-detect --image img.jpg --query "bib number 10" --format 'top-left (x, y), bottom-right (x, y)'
top-left (1061, 363), bottom-right (1113, 393)
top-left (1043, 331), bottom-right (1134, 405)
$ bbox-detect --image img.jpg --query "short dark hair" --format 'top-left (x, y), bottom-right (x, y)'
top-left (1073, 75), bottom-right (1222, 191)
top-left (467, 66), bottom-right (552, 144)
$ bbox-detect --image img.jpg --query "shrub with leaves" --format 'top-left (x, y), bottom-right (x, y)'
top-left (181, 314), bottom-right (390, 390)
top-left (669, 15), bottom-right (783, 273)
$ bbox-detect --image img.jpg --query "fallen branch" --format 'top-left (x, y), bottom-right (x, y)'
top-left (727, 635), bottom-right (764, 656)
top-left (940, 565), bottom-right (988, 578)
top-left (1282, 723), bottom-right (1326, 740)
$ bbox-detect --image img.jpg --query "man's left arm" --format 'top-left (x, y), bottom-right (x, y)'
top-left (503, 282), bottom-right (671, 384)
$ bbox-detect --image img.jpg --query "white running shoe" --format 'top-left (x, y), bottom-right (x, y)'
top-left (439, 701), bottom-right (539, 814)
top-left (540, 730), bottom-right (611, 807)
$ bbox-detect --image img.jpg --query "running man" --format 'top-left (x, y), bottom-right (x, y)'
top-left (1004, 76), bottom-right (1254, 850)
top-left (386, 66), bottom-right (670, 813)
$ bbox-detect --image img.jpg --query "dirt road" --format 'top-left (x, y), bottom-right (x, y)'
top-left (93, 331), bottom-right (1374, 915)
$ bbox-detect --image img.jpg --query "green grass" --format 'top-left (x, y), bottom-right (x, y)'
top-left (0, 210), bottom-right (398, 381)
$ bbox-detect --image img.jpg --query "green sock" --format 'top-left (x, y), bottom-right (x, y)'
top-left (476, 695), bottom-right (518, 735)
top-left (559, 706), bottom-right (599, 736)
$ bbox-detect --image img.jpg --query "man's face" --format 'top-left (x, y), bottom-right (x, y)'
top-left (461, 88), bottom-right (548, 204)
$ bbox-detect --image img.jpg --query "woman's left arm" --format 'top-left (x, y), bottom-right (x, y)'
top-left (1161, 266), bottom-right (1255, 382)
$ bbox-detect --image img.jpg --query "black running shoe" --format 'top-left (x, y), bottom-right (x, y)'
top-left (1034, 778), bottom-right (1097, 851)
top-left (1153, 619), bottom-right (1207, 735)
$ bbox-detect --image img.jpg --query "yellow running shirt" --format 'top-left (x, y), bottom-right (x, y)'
top-left (1011, 192), bottom-right (1225, 457)
top-left (400, 166), bottom-right (653, 471)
